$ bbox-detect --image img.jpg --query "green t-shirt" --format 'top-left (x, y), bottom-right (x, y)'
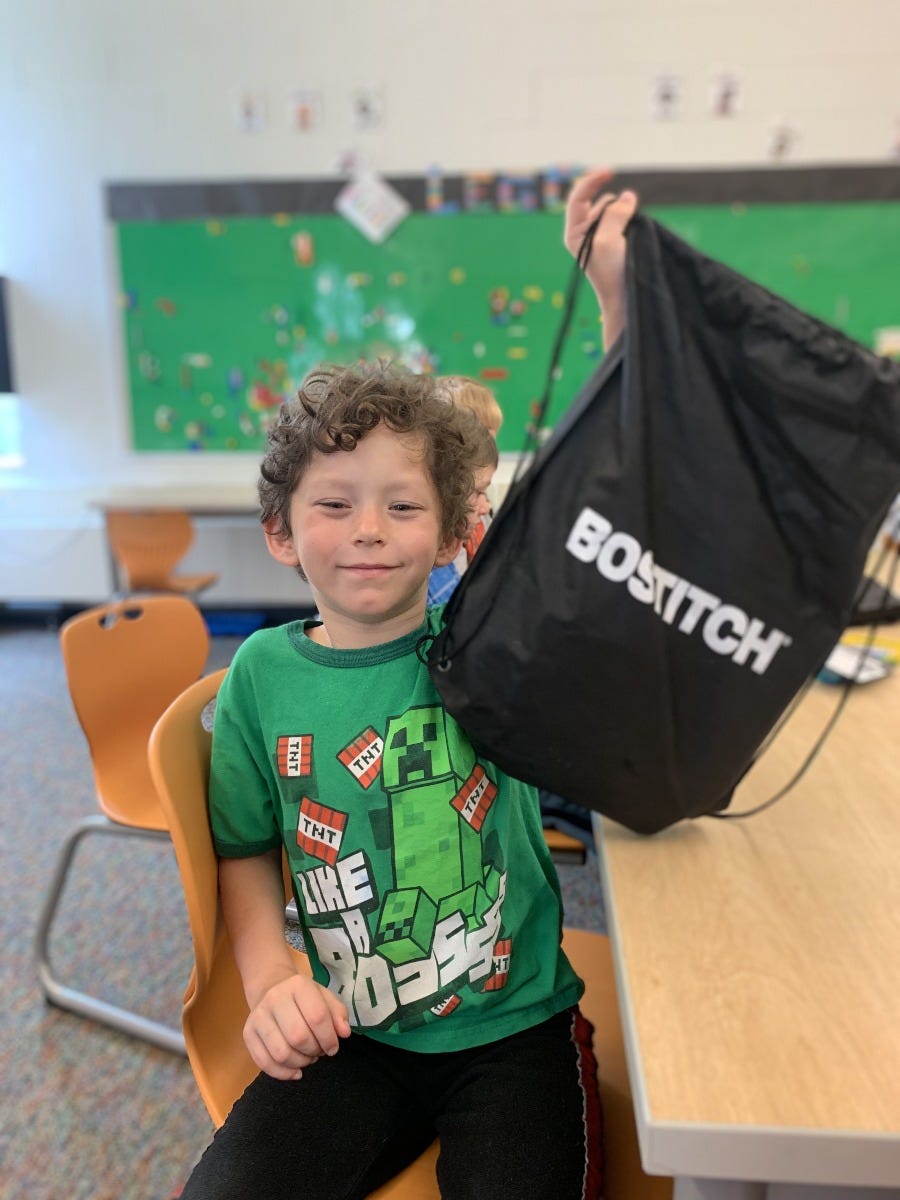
top-left (209, 608), bottom-right (583, 1053)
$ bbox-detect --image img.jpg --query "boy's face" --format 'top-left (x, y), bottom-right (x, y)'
top-left (264, 423), bottom-right (459, 646)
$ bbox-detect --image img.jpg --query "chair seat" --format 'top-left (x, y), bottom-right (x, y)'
top-left (155, 571), bottom-right (220, 596)
top-left (363, 929), bottom-right (674, 1200)
top-left (94, 758), bottom-right (170, 829)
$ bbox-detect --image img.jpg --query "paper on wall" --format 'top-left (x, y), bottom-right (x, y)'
top-left (334, 172), bottom-right (410, 244)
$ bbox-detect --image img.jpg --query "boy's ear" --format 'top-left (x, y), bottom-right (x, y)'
top-left (263, 518), bottom-right (300, 568)
top-left (434, 535), bottom-right (462, 568)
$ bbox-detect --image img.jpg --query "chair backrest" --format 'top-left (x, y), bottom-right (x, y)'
top-left (149, 668), bottom-right (309, 1127)
top-left (60, 597), bottom-right (209, 829)
top-left (105, 508), bottom-right (197, 591)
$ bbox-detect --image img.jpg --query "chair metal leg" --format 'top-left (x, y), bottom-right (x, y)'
top-left (35, 814), bottom-right (186, 1056)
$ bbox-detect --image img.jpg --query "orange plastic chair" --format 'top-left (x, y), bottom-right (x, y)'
top-left (105, 508), bottom-right (220, 599)
top-left (35, 596), bottom-right (210, 1054)
top-left (543, 826), bottom-right (588, 864)
top-left (149, 669), bottom-right (672, 1200)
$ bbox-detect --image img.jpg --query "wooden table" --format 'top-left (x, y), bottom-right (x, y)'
top-left (595, 621), bottom-right (900, 1200)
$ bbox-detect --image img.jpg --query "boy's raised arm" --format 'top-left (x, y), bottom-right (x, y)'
top-left (564, 167), bottom-right (638, 350)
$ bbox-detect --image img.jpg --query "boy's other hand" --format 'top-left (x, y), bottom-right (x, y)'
top-left (564, 167), bottom-right (638, 348)
top-left (243, 972), bottom-right (352, 1080)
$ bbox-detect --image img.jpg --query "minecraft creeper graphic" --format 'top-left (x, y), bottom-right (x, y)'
top-left (375, 705), bottom-right (494, 965)
top-left (376, 887), bottom-right (439, 965)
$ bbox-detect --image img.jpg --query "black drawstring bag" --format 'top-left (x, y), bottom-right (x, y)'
top-left (428, 212), bottom-right (900, 835)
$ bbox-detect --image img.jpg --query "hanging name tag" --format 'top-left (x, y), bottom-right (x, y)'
top-left (335, 172), bottom-right (410, 244)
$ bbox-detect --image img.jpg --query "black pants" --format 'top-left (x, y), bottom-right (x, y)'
top-left (180, 1007), bottom-right (604, 1200)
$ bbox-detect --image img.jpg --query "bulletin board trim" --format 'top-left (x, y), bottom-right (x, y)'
top-left (106, 164), bottom-right (900, 222)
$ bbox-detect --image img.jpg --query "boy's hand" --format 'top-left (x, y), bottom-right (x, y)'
top-left (243, 970), bottom-right (352, 1080)
top-left (564, 167), bottom-right (638, 348)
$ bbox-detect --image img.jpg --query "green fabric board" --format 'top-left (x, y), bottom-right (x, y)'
top-left (115, 202), bottom-right (900, 453)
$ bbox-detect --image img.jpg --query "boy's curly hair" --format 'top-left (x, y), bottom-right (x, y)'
top-left (259, 361), bottom-right (486, 543)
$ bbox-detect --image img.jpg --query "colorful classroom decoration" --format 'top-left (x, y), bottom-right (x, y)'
top-left (108, 165), bottom-right (900, 454)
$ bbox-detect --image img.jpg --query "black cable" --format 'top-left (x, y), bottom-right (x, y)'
top-left (712, 535), bottom-right (900, 820)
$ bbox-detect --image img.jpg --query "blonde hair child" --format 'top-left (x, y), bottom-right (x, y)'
top-left (441, 375), bottom-right (503, 439)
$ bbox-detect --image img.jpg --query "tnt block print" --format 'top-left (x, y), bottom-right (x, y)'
top-left (338, 727), bottom-right (384, 789)
top-left (297, 797), bottom-right (347, 866)
top-left (375, 887), bottom-right (438, 965)
top-left (483, 938), bottom-right (512, 991)
top-left (276, 734), bottom-right (312, 778)
top-left (450, 765), bottom-right (497, 831)
top-left (432, 994), bottom-right (462, 1018)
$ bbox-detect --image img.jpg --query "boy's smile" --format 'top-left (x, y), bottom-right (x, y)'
top-left (264, 424), bottom-right (460, 648)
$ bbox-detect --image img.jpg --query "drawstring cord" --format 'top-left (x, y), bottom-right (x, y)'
top-left (433, 198), bottom-right (613, 672)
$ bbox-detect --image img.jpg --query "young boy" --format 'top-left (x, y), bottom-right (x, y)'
top-left (180, 170), bottom-right (635, 1200)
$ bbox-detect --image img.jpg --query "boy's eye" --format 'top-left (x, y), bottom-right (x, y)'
top-left (391, 502), bottom-right (421, 513)
top-left (316, 499), bottom-right (349, 510)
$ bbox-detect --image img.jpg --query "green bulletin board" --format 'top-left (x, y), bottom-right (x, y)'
top-left (111, 169), bottom-right (900, 454)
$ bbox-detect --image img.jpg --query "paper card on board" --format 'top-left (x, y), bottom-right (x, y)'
top-left (334, 172), bottom-right (410, 244)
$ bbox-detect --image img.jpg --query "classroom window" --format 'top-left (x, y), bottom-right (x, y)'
top-left (0, 393), bottom-right (23, 468)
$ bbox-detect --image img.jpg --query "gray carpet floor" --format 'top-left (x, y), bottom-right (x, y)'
top-left (0, 625), bottom-right (606, 1200)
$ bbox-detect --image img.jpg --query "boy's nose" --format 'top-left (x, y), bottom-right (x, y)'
top-left (353, 506), bottom-right (386, 542)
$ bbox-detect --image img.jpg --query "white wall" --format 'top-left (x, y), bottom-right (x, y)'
top-left (1, 0), bottom-right (898, 603)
